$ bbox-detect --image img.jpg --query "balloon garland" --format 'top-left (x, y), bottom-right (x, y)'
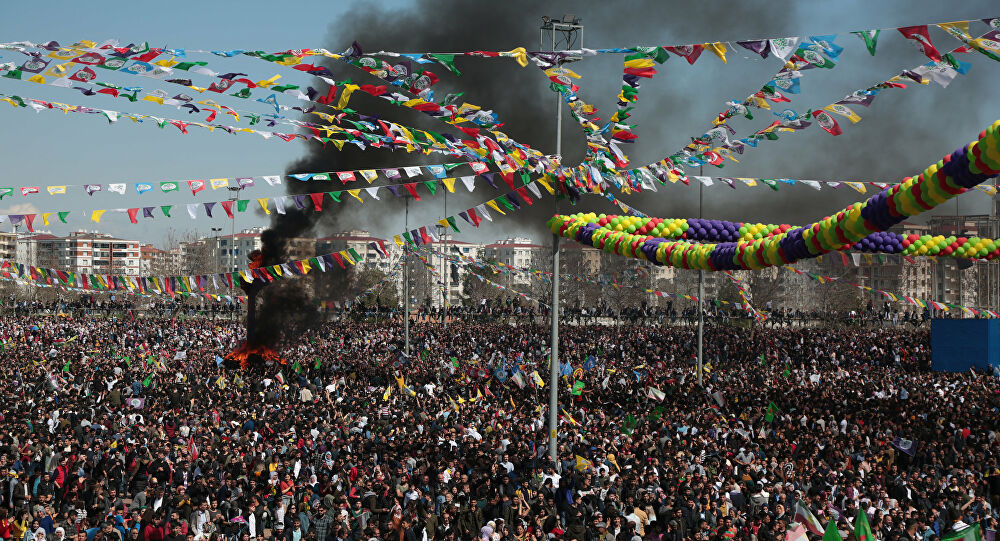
top-left (555, 215), bottom-right (1000, 260)
top-left (547, 120), bottom-right (1000, 271)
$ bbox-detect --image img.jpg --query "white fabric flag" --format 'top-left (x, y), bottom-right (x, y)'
top-left (274, 197), bottom-right (286, 215)
top-left (459, 176), bottom-right (476, 192)
top-left (365, 187), bottom-right (380, 200)
top-left (263, 176), bottom-right (282, 186)
top-left (187, 204), bottom-right (197, 220)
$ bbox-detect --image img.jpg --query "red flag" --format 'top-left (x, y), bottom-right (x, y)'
top-left (127, 208), bottom-right (139, 224)
top-left (811, 110), bottom-right (842, 136)
top-left (840, 252), bottom-right (849, 266)
top-left (403, 183), bottom-right (420, 201)
top-left (187, 180), bottom-right (205, 195)
top-left (500, 172), bottom-right (515, 190)
top-left (898, 26), bottom-right (942, 62)
top-left (188, 435), bottom-right (198, 461)
top-left (331, 253), bottom-right (345, 269)
top-left (515, 187), bottom-right (534, 205)
top-left (467, 208), bottom-right (482, 227)
top-left (220, 200), bottom-right (234, 218)
top-left (665, 45), bottom-right (705, 65)
top-left (24, 214), bottom-right (35, 232)
top-left (310, 193), bottom-right (324, 212)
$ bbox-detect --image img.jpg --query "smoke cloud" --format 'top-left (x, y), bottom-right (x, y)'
top-left (251, 0), bottom-right (1000, 344)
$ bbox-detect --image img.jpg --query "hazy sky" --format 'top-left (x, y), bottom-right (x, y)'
top-left (0, 0), bottom-right (997, 247)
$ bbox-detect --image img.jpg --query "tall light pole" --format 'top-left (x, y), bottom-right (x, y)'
top-left (227, 186), bottom-right (242, 321)
top-left (437, 223), bottom-right (448, 331)
top-left (542, 14), bottom-right (582, 466)
top-left (697, 164), bottom-right (704, 387)
top-left (403, 198), bottom-right (410, 356)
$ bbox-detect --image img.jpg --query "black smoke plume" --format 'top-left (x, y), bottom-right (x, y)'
top-left (253, 1), bottom-right (1000, 345)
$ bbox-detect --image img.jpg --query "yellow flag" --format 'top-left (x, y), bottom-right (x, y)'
top-left (154, 57), bottom-right (180, 68)
top-left (704, 42), bottom-right (727, 63)
top-left (442, 178), bottom-right (456, 193)
top-left (44, 63), bottom-right (70, 78)
top-left (824, 104), bottom-right (861, 124)
top-left (256, 74), bottom-right (281, 88)
top-left (623, 58), bottom-right (655, 69)
top-left (535, 177), bottom-right (556, 195)
top-left (383, 386), bottom-right (392, 401)
top-left (210, 178), bottom-right (229, 190)
top-left (27, 75), bottom-right (46, 84)
top-left (301, 259), bottom-right (311, 274)
top-left (143, 95), bottom-right (164, 105)
top-left (937, 21), bottom-right (971, 39)
top-left (347, 189), bottom-right (363, 203)
top-left (272, 265), bottom-right (282, 277)
top-left (486, 200), bottom-right (506, 215)
top-left (845, 182), bottom-right (867, 193)
top-left (502, 47), bottom-right (529, 67)
top-left (395, 373), bottom-right (405, 388)
top-left (394, 235), bottom-right (404, 247)
top-left (340, 250), bottom-right (356, 265)
top-left (47, 186), bottom-right (67, 195)
top-left (91, 210), bottom-right (106, 223)
top-left (256, 198), bottom-right (270, 214)
top-left (337, 84), bottom-right (359, 110)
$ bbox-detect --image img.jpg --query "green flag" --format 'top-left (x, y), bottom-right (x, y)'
top-left (571, 381), bottom-right (585, 395)
top-left (293, 361), bottom-right (302, 374)
top-left (853, 510), bottom-right (874, 541)
top-left (822, 519), bottom-right (842, 541)
top-left (423, 181), bottom-right (438, 195)
top-left (57, 211), bottom-right (70, 223)
top-left (236, 199), bottom-right (249, 212)
top-left (429, 53), bottom-right (461, 75)
top-left (142, 374), bottom-right (153, 387)
top-left (62, 360), bottom-right (71, 373)
top-left (160, 205), bottom-right (172, 218)
top-left (942, 524), bottom-right (983, 541)
top-left (782, 364), bottom-right (791, 378)
top-left (758, 353), bottom-right (766, 365)
top-left (450, 356), bottom-right (459, 368)
top-left (314, 358), bottom-right (322, 370)
top-left (765, 401), bottom-right (779, 423)
top-left (327, 191), bottom-right (342, 203)
top-left (851, 29), bottom-right (880, 56)
top-left (124, 356), bottom-right (131, 368)
top-left (622, 414), bottom-right (637, 435)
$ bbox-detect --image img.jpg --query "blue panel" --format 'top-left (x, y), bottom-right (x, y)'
top-left (931, 319), bottom-right (1000, 372)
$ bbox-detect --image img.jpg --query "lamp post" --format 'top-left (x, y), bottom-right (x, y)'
top-left (541, 14), bottom-right (583, 467)
top-left (227, 186), bottom-right (242, 321)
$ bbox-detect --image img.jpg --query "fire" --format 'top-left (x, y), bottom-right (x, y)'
top-left (248, 250), bottom-right (264, 270)
top-left (225, 342), bottom-right (285, 370)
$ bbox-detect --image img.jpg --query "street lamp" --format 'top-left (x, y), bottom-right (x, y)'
top-left (226, 186), bottom-right (243, 320)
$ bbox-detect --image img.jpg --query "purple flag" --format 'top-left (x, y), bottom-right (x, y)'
top-left (891, 437), bottom-right (917, 456)
top-left (737, 40), bottom-right (770, 58)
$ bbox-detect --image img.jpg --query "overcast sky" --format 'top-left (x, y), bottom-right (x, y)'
top-left (0, 0), bottom-right (997, 247)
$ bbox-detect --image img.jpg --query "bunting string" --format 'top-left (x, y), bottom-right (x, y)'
top-left (549, 121), bottom-right (1000, 271)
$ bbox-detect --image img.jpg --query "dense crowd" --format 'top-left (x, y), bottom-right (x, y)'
top-left (0, 314), bottom-right (996, 541)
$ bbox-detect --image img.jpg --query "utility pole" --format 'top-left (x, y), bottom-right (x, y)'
top-left (541, 14), bottom-right (582, 466)
top-left (404, 198), bottom-right (410, 356)
top-left (697, 164), bottom-right (705, 387)
top-left (227, 186), bottom-right (242, 321)
top-left (444, 189), bottom-right (448, 331)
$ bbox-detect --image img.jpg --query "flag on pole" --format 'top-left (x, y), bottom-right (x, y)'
top-left (646, 387), bottom-right (666, 401)
top-left (891, 437), bottom-right (917, 456)
top-left (942, 523), bottom-right (983, 541)
top-left (765, 401), bottom-right (779, 423)
top-left (822, 520), bottom-right (842, 541)
top-left (188, 435), bottom-right (199, 462)
top-left (785, 524), bottom-right (807, 541)
top-left (794, 501), bottom-right (825, 536)
top-left (854, 510), bottom-right (874, 541)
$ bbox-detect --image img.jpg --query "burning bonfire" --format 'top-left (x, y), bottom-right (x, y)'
top-left (224, 343), bottom-right (285, 370)
top-left (225, 250), bottom-right (286, 369)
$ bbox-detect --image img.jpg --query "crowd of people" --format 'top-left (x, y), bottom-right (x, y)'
top-left (0, 313), bottom-right (996, 541)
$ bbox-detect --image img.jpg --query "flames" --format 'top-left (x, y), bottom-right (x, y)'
top-left (225, 342), bottom-right (285, 369)
top-left (248, 249), bottom-right (264, 270)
